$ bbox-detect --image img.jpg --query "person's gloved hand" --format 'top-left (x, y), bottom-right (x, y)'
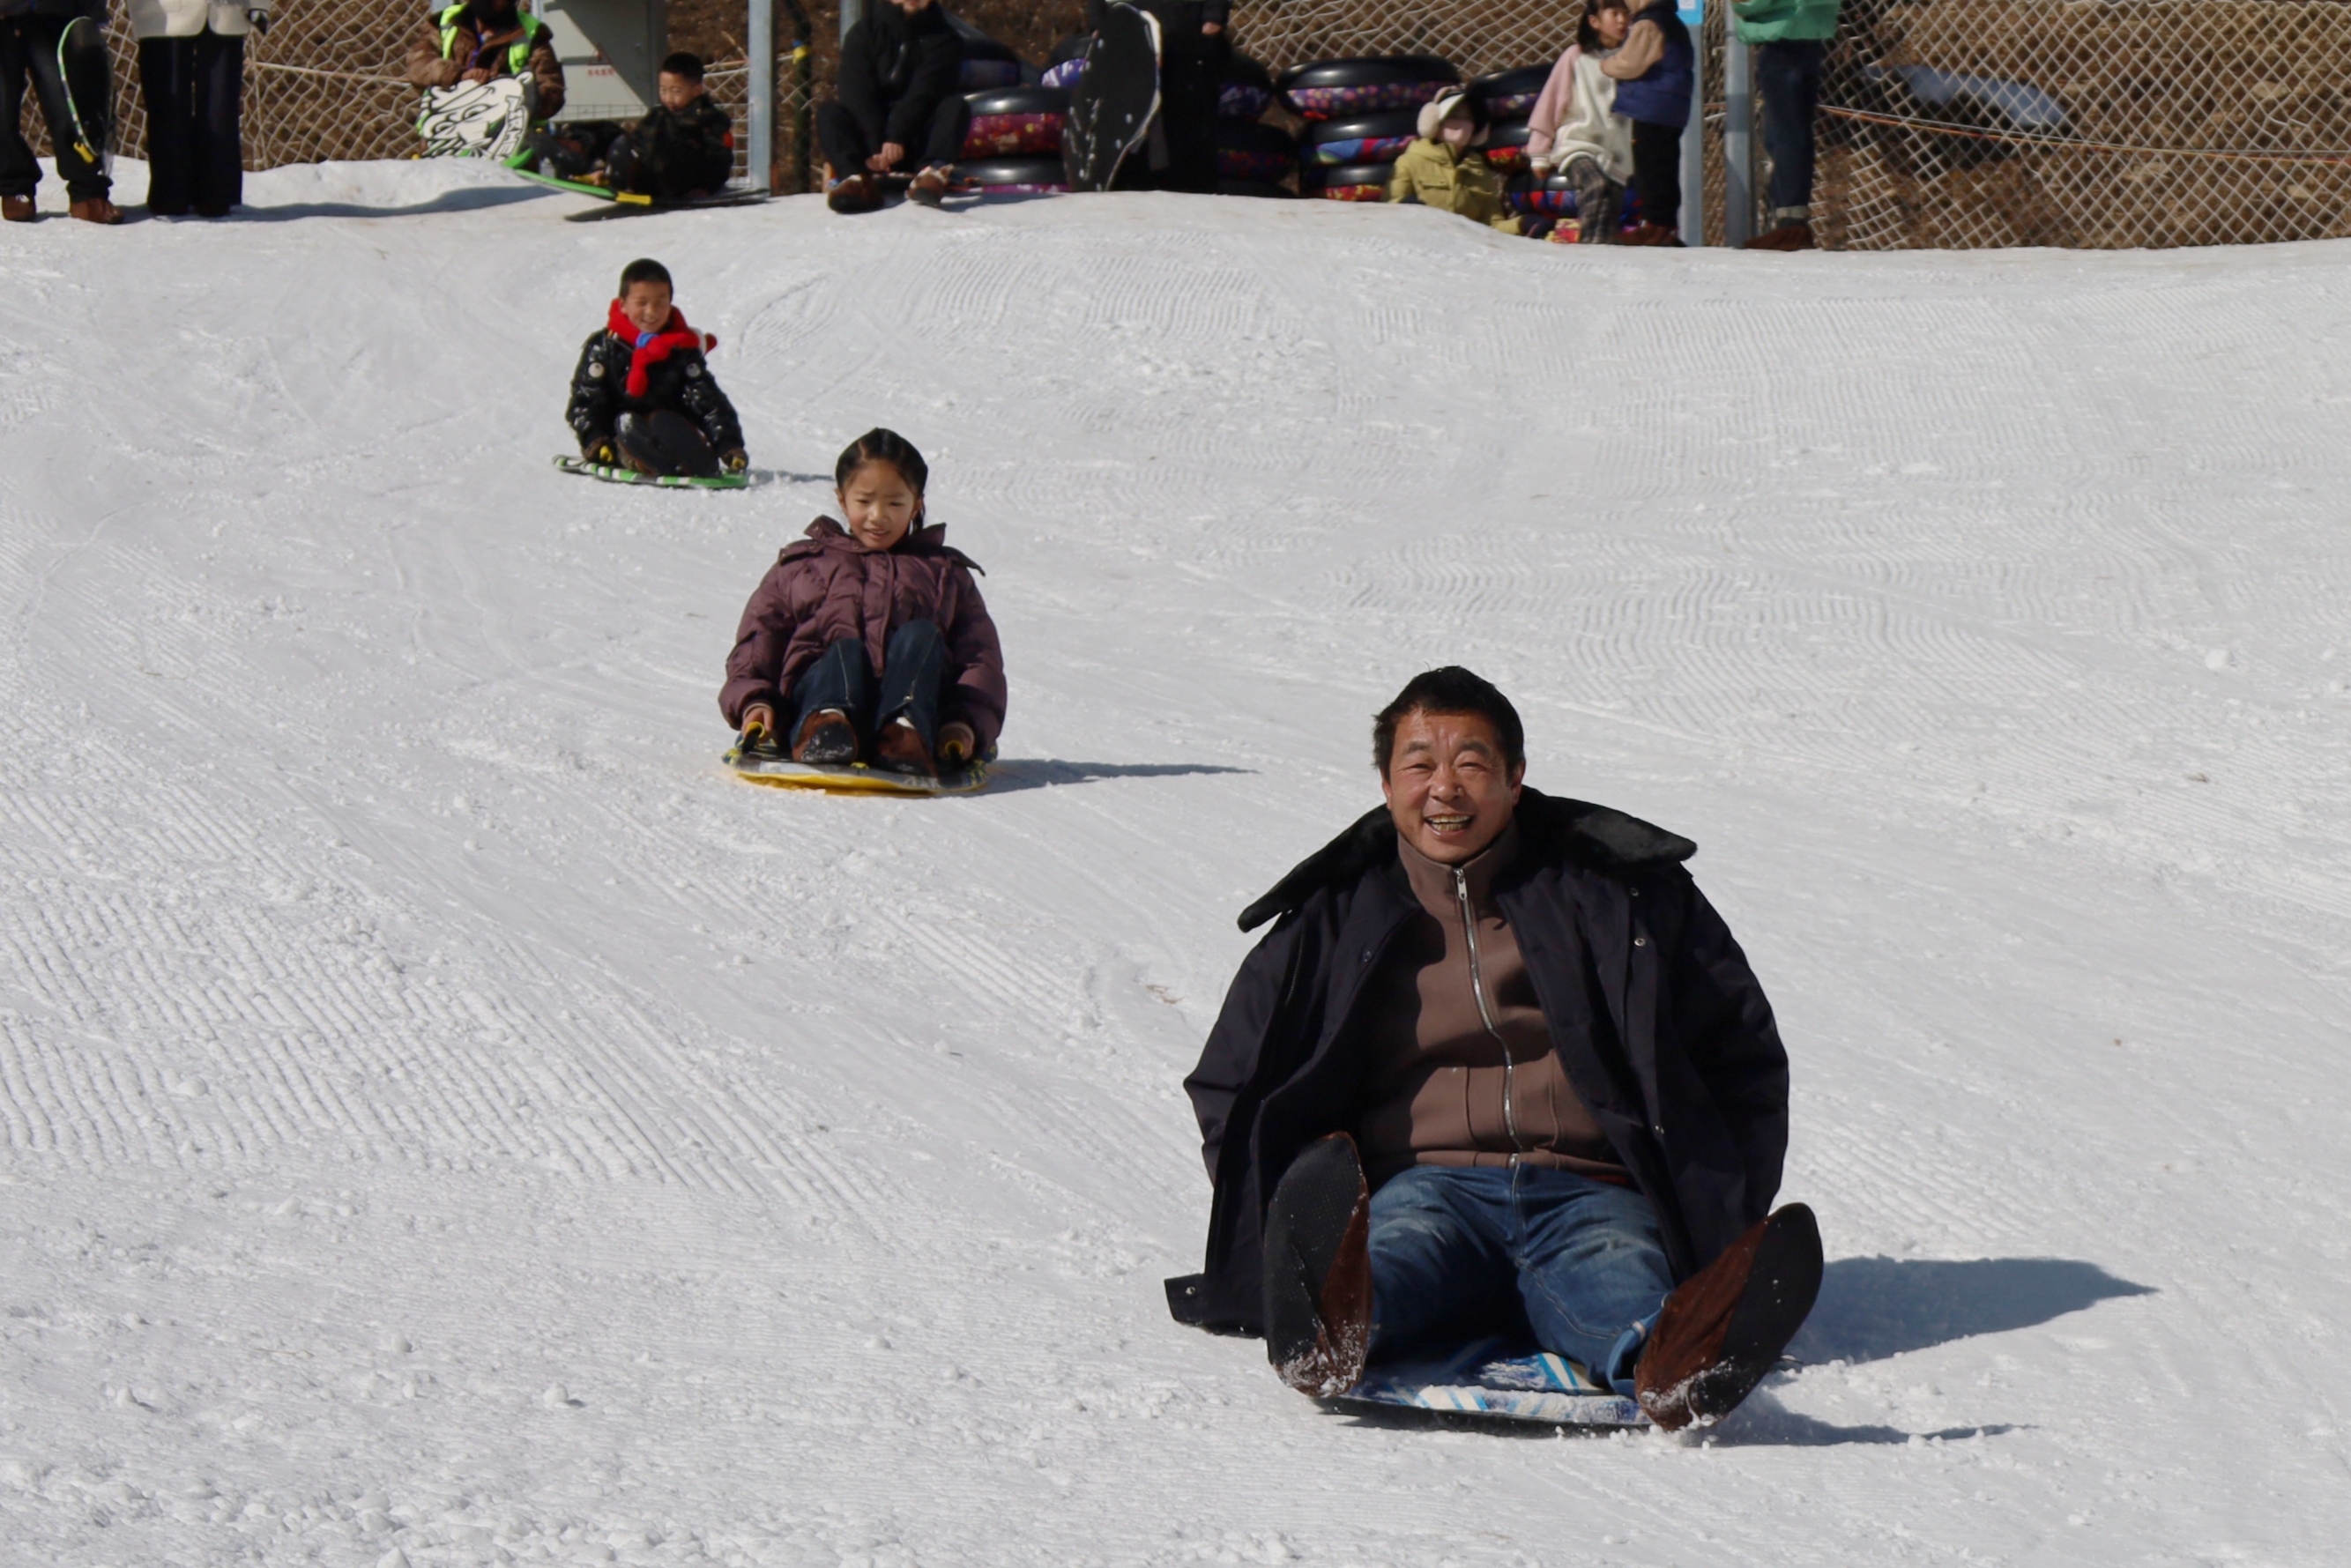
top-left (584, 437), bottom-right (618, 465)
top-left (938, 721), bottom-right (977, 769)
top-left (719, 449), bottom-right (748, 475)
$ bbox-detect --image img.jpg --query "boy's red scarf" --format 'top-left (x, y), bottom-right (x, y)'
top-left (606, 301), bottom-right (718, 398)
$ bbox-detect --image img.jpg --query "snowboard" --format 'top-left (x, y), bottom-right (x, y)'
top-left (510, 165), bottom-right (769, 221)
top-left (56, 13), bottom-right (112, 171)
top-left (726, 735), bottom-right (991, 797)
top-left (1335, 1338), bottom-right (1649, 1428)
top-left (1061, 3), bottom-right (1161, 193)
top-left (418, 77), bottom-right (531, 161)
top-left (554, 455), bottom-right (748, 490)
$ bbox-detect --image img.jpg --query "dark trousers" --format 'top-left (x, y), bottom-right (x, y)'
top-left (606, 127), bottom-right (731, 200)
top-left (1631, 119), bottom-right (1682, 232)
top-left (1153, 14), bottom-right (1226, 194)
top-left (790, 621), bottom-right (949, 750)
top-left (138, 33), bottom-right (245, 214)
top-left (0, 14), bottom-right (110, 200)
top-left (815, 97), bottom-right (971, 176)
top-left (1753, 39), bottom-right (1825, 218)
top-left (614, 410), bottom-right (717, 478)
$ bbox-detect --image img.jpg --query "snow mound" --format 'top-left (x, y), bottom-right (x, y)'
top-left (0, 164), bottom-right (2346, 1564)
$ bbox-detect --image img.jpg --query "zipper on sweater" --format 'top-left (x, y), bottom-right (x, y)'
top-left (1454, 866), bottom-right (1527, 1156)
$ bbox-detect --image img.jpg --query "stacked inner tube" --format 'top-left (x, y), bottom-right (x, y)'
top-left (957, 155), bottom-right (1068, 194)
top-left (1219, 53), bottom-right (1274, 122)
top-left (1284, 57), bottom-right (1457, 202)
top-left (1216, 116), bottom-right (1296, 195)
top-left (962, 85), bottom-right (1068, 159)
top-left (1472, 65), bottom-right (1549, 176)
top-left (957, 34), bottom-right (1024, 91)
top-left (1504, 171), bottom-right (1642, 234)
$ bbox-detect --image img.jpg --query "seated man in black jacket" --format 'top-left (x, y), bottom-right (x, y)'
top-left (1167, 667), bottom-right (1822, 1430)
top-left (822, 0), bottom-right (968, 212)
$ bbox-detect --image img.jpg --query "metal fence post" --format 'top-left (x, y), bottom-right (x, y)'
top-left (1722, 31), bottom-right (1752, 245)
top-left (748, 0), bottom-right (774, 192)
top-left (1678, 0), bottom-right (1705, 243)
top-left (841, 0), bottom-right (861, 42)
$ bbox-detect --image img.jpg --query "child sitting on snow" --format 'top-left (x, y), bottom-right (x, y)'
top-left (566, 258), bottom-right (748, 479)
top-left (721, 429), bottom-right (1007, 779)
top-left (1529, 0), bottom-right (1636, 243)
top-left (603, 52), bottom-right (736, 202)
top-left (1385, 87), bottom-right (1522, 235)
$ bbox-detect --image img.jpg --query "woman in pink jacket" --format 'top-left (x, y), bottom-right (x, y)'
top-left (721, 429), bottom-right (1007, 780)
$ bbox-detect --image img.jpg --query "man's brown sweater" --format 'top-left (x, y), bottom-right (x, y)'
top-left (1356, 821), bottom-right (1627, 1187)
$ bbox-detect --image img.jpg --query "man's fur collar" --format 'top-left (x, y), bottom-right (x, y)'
top-left (1238, 787), bottom-right (1696, 932)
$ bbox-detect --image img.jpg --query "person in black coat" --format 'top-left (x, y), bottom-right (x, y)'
top-left (567, 258), bottom-right (748, 479)
top-left (1167, 667), bottom-right (1820, 1429)
top-left (821, 0), bottom-right (968, 212)
top-left (603, 51), bottom-right (736, 201)
top-left (1084, 0), bottom-right (1226, 193)
top-left (0, 0), bottom-right (117, 224)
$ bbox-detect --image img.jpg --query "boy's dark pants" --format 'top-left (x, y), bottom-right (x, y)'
top-left (1753, 39), bottom-right (1825, 218)
top-left (138, 33), bottom-right (244, 214)
top-left (1631, 120), bottom-right (1682, 233)
top-left (815, 97), bottom-right (970, 175)
top-left (614, 410), bottom-right (718, 477)
top-left (0, 14), bottom-right (111, 202)
top-left (606, 125), bottom-right (732, 200)
top-left (790, 621), bottom-right (949, 750)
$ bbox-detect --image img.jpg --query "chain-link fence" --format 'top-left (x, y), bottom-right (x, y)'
top-left (14, 5), bottom-right (821, 191)
top-left (21, 1), bottom-right (2351, 243)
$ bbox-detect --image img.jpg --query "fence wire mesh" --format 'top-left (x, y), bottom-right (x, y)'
top-left (19, 1), bottom-right (2351, 243)
top-left (14, 6), bottom-right (820, 192)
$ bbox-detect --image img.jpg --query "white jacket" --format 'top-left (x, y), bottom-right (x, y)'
top-left (127, 0), bottom-right (270, 39)
top-left (1532, 51), bottom-right (1633, 184)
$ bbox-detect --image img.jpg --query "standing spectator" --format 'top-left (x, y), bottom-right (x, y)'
top-left (406, 0), bottom-right (566, 119)
top-left (1731, 0), bottom-right (1841, 249)
top-left (1, 0), bottom-right (119, 224)
top-left (131, 0), bottom-right (270, 219)
top-left (822, 0), bottom-right (966, 212)
top-left (1601, 0), bottom-right (1693, 246)
top-left (1086, 0), bottom-right (1226, 194)
top-left (1529, 0), bottom-right (1635, 244)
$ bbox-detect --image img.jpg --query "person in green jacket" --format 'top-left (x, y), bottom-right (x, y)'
top-left (1386, 87), bottom-right (1524, 236)
top-left (1730, 0), bottom-right (1841, 249)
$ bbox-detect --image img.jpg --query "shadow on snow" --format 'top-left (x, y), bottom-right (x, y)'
top-left (984, 760), bottom-right (1253, 793)
top-left (1790, 1254), bottom-right (2155, 1366)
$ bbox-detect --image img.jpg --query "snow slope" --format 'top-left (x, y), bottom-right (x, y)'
top-left (3, 160), bottom-right (2349, 1567)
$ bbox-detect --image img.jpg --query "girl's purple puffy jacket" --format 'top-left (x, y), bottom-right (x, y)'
top-left (719, 516), bottom-right (1008, 748)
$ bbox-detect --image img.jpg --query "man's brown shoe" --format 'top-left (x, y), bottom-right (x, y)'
top-left (791, 708), bottom-right (858, 764)
top-left (908, 165), bottom-right (950, 208)
top-left (3, 194), bottom-right (35, 222)
top-left (1742, 219), bottom-right (1816, 251)
top-left (874, 717), bottom-right (934, 777)
top-left (1635, 1202), bottom-right (1821, 1430)
top-left (70, 197), bottom-right (122, 225)
top-left (1262, 1133), bottom-right (1373, 1397)
top-left (827, 173), bottom-right (882, 215)
top-left (1621, 221), bottom-right (1685, 248)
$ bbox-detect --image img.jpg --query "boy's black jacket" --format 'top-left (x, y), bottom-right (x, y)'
top-left (565, 331), bottom-right (745, 455)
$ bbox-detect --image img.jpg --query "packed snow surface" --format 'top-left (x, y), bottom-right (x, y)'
top-left (3, 158), bottom-right (2348, 1567)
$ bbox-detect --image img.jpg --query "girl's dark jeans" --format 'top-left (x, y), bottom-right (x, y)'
top-left (789, 621), bottom-right (949, 750)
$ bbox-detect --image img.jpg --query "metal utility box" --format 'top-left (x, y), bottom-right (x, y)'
top-left (536, 0), bottom-right (667, 123)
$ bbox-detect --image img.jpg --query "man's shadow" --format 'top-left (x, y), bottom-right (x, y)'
top-left (1790, 1255), bottom-right (2155, 1366)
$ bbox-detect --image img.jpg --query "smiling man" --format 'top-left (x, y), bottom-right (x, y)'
top-left (1167, 667), bottom-right (1821, 1429)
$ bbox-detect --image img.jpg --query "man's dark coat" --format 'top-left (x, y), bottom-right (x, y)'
top-left (1167, 789), bottom-right (1789, 1336)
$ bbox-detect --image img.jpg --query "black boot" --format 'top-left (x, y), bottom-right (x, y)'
top-left (1261, 1133), bottom-right (1373, 1396)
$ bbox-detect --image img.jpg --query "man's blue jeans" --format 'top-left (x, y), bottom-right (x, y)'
top-left (789, 620), bottom-right (949, 748)
top-left (1367, 1164), bottom-right (1673, 1394)
top-left (1753, 39), bottom-right (1826, 219)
